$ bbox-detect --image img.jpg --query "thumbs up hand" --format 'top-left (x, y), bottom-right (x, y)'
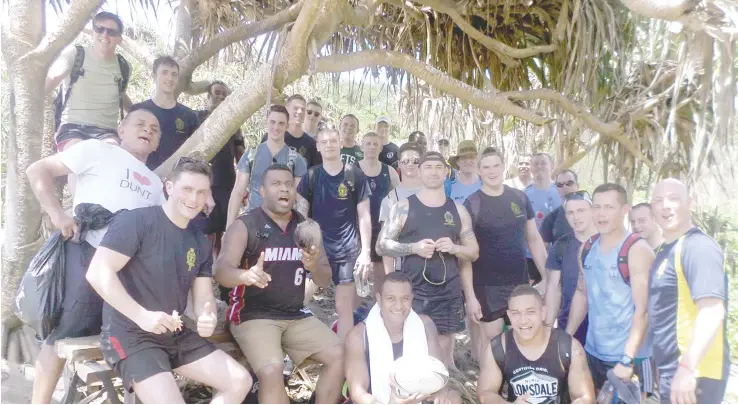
top-left (243, 252), bottom-right (271, 288)
top-left (197, 301), bottom-right (217, 337)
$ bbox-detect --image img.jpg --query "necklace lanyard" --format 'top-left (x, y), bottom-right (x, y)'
top-left (422, 252), bottom-right (448, 285)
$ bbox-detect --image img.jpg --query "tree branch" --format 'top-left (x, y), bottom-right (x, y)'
top-left (410, 0), bottom-right (563, 65)
top-left (180, 1), bottom-right (304, 71)
top-left (314, 50), bottom-right (549, 124)
top-left (27, 0), bottom-right (103, 64)
top-left (499, 89), bottom-right (653, 167)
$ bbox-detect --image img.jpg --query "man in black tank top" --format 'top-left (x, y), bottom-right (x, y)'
top-left (376, 151), bottom-right (479, 367)
top-left (358, 131), bottom-right (400, 292)
top-left (215, 164), bottom-right (345, 403)
top-left (478, 286), bottom-right (594, 404)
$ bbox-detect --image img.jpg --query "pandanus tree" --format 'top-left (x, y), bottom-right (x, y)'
top-left (2, 0), bottom-right (736, 361)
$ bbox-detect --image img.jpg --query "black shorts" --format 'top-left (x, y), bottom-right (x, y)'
top-left (526, 258), bottom-right (542, 284)
top-left (46, 241), bottom-right (102, 344)
top-left (55, 123), bottom-right (118, 151)
top-left (474, 284), bottom-right (517, 323)
top-left (412, 296), bottom-right (465, 335)
top-left (330, 257), bottom-right (357, 285)
top-left (102, 327), bottom-right (216, 392)
top-left (586, 353), bottom-right (655, 394)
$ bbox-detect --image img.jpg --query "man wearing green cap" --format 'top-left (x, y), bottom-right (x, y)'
top-left (446, 140), bottom-right (482, 203)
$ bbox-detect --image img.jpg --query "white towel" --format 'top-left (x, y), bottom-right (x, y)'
top-left (365, 303), bottom-right (428, 404)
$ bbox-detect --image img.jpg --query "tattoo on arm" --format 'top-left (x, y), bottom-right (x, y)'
top-left (296, 195), bottom-right (309, 217)
top-left (376, 202), bottom-right (413, 257)
top-left (576, 270), bottom-right (586, 292)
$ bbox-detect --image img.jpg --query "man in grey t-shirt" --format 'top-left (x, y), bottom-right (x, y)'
top-left (226, 105), bottom-right (307, 227)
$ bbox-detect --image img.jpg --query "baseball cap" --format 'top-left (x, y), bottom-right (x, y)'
top-left (375, 116), bottom-right (390, 125)
top-left (418, 151), bottom-right (449, 166)
top-left (605, 369), bottom-right (641, 404)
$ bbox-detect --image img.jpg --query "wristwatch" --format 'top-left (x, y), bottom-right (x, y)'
top-left (619, 354), bottom-right (634, 368)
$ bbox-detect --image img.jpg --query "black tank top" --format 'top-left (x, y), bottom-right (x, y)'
top-left (501, 329), bottom-right (569, 404)
top-left (367, 164), bottom-right (392, 234)
top-left (226, 209), bottom-right (311, 324)
top-left (398, 195), bottom-right (461, 300)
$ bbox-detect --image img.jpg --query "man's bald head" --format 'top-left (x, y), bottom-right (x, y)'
top-left (651, 178), bottom-right (692, 237)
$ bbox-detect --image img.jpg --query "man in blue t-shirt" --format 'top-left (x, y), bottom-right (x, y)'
top-left (544, 191), bottom-right (594, 345)
top-left (132, 56), bottom-right (200, 171)
top-left (524, 152), bottom-right (562, 283)
top-left (446, 140), bottom-right (481, 203)
top-left (296, 128), bottom-right (372, 340)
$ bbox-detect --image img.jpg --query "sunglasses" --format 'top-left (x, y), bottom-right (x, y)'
top-left (556, 180), bottom-right (577, 188)
top-left (93, 25), bottom-right (121, 37)
top-left (306, 110), bottom-right (321, 117)
top-left (175, 156), bottom-right (200, 168)
top-left (400, 157), bottom-right (420, 165)
top-left (564, 190), bottom-right (591, 201)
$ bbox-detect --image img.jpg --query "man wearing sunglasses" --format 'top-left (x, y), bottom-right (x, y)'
top-left (303, 100), bottom-right (323, 138)
top-left (544, 190), bottom-right (594, 345)
top-left (540, 170), bottom-right (578, 243)
top-left (376, 151), bottom-right (479, 367)
top-left (46, 12), bottom-right (132, 193)
top-left (378, 142), bottom-right (424, 275)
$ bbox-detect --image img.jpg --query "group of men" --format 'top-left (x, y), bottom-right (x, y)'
top-left (24, 10), bottom-right (728, 405)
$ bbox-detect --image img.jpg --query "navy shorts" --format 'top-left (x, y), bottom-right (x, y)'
top-left (46, 241), bottom-right (102, 344)
top-left (102, 327), bottom-right (216, 392)
top-left (330, 257), bottom-right (357, 285)
top-left (587, 353), bottom-right (655, 394)
top-left (412, 296), bottom-right (465, 335)
top-left (474, 284), bottom-right (517, 323)
top-left (55, 123), bottom-right (118, 151)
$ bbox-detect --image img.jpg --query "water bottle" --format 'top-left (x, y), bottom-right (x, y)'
top-left (597, 380), bottom-right (615, 404)
top-left (355, 267), bottom-right (373, 298)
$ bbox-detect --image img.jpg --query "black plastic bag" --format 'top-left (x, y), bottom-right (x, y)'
top-left (13, 203), bottom-right (119, 340)
top-left (13, 231), bottom-right (66, 340)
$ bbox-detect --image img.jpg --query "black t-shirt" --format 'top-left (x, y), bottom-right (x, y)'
top-left (297, 164), bottom-right (371, 261)
top-left (380, 142), bottom-right (399, 169)
top-left (464, 186), bottom-right (534, 286)
top-left (134, 100), bottom-right (200, 170)
top-left (227, 209), bottom-right (313, 324)
top-left (197, 110), bottom-right (243, 191)
top-left (99, 207), bottom-right (213, 352)
top-left (261, 131), bottom-right (321, 167)
top-left (367, 164), bottom-right (393, 236)
top-left (398, 195), bottom-right (461, 300)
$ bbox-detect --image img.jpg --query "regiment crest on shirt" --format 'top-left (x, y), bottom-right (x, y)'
top-left (511, 202), bottom-right (522, 216)
top-left (186, 248), bottom-right (196, 271)
top-left (443, 211), bottom-right (455, 226)
top-left (337, 183), bottom-right (348, 199)
top-left (175, 117), bottom-right (185, 132)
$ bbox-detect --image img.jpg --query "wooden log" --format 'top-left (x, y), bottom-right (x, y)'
top-left (7, 330), bottom-right (21, 364)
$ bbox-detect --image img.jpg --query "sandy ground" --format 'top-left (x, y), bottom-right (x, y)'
top-left (2, 285), bottom-right (737, 403)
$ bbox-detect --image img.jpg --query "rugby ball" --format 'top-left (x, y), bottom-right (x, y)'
top-left (392, 355), bottom-right (449, 397)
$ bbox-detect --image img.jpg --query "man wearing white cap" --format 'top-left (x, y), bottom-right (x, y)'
top-left (376, 116), bottom-right (399, 169)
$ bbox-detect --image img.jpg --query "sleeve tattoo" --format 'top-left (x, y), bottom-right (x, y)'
top-left (375, 202), bottom-right (413, 257)
top-left (576, 269), bottom-right (586, 292)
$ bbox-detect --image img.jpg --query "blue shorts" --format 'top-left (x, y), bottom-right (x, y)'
top-left (329, 257), bottom-right (357, 285)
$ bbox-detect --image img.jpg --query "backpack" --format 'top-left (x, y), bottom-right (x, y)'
top-left (580, 233), bottom-right (642, 285)
top-left (53, 45), bottom-right (131, 130)
top-left (305, 163), bottom-right (358, 218)
top-left (248, 145), bottom-right (300, 180)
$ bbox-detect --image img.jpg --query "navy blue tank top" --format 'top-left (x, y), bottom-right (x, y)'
top-left (367, 164), bottom-right (392, 235)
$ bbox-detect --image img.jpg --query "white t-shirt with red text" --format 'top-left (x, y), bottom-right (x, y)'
top-left (60, 139), bottom-right (165, 247)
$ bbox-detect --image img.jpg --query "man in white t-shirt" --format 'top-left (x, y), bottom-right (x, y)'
top-left (26, 108), bottom-right (164, 404)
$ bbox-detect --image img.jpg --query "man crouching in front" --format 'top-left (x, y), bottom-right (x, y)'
top-left (86, 158), bottom-right (252, 403)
